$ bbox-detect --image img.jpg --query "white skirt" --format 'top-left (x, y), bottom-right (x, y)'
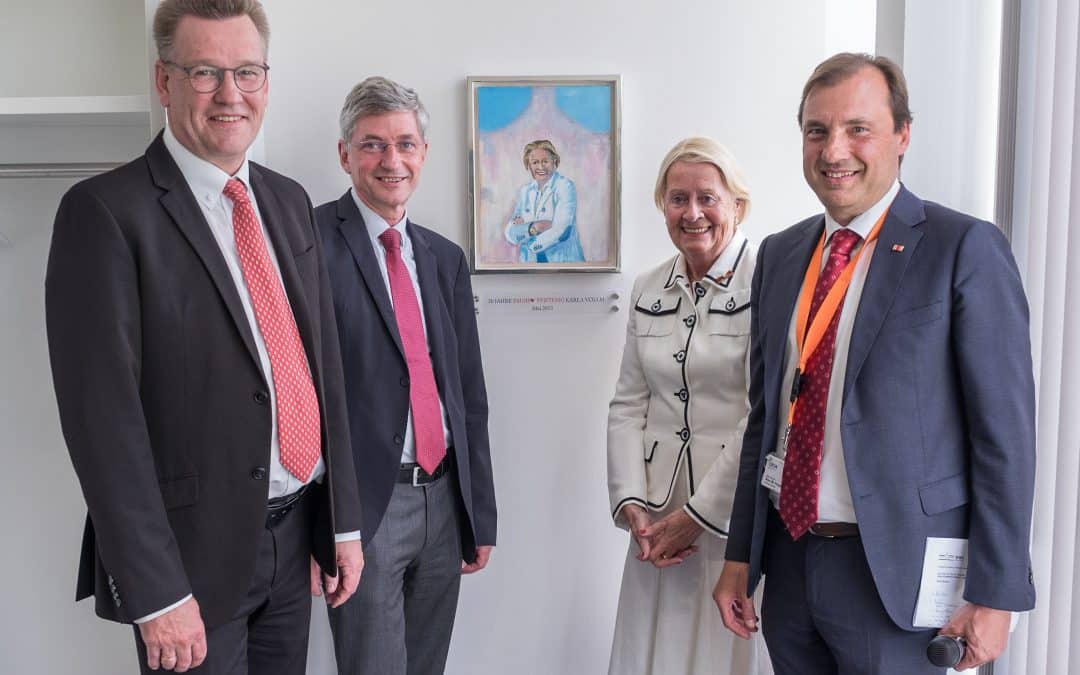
top-left (607, 484), bottom-right (772, 675)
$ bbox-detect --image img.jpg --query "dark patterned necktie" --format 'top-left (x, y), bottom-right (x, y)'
top-left (779, 227), bottom-right (861, 539)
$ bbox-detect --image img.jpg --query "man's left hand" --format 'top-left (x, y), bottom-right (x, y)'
top-left (461, 545), bottom-right (494, 574)
top-left (939, 602), bottom-right (1011, 670)
top-left (310, 540), bottom-right (364, 608)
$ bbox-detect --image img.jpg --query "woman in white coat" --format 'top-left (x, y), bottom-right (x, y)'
top-left (504, 139), bottom-right (585, 263)
top-left (607, 137), bottom-right (769, 675)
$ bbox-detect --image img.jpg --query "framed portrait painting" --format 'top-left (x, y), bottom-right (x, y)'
top-left (467, 75), bottom-right (621, 272)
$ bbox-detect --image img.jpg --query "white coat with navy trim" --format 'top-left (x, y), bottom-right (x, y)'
top-left (607, 231), bottom-right (755, 537)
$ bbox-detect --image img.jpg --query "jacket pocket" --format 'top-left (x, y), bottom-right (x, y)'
top-left (881, 300), bottom-right (943, 333)
top-left (644, 439), bottom-right (659, 463)
top-left (918, 473), bottom-right (969, 515)
top-left (708, 288), bottom-right (751, 336)
top-left (634, 294), bottom-right (681, 337)
top-left (158, 474), bottom-right (199, 510)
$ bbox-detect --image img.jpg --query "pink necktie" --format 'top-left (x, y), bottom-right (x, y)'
top-left (224, 178), bottom-right (321, 482)
top-left (377, 228), bottom-right (446, 474)
top-left (779, 227), bottom-right (861, 539)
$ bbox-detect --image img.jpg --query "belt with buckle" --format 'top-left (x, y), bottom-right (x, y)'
top-left (266, 482), bottom-right (312, 528)
top-left (398, 455), bottom-right (453, 487)
top-left (808, 522), bottom-right (860, 538)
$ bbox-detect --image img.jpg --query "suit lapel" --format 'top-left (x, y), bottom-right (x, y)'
top-left (249, 164), bottom-right (319, 372)
top-left (767, 218), bottom-right (823, 367)
top-left (843, 186), bottom-right (926, 397)
top-left (147, 135), bottom-right (261, 369)
top-left (408, 222), bottom-right (448, 391)
top-left (334, 194), bottom-right (405, 357)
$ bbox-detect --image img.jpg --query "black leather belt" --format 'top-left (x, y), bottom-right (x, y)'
top-left (808, 522), bottom-right (860, 538)
top-left (266, 482), bottom-right (312, 528)
top-left (398, 455), bottom-right (453, 486)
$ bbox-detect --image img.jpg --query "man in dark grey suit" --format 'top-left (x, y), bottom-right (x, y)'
top-left (316, 76), bottom-right (497, 675)
top-left (45, 1), bottom-right (363, 673)
top-left (714, 53), bottom-right (1036, 674)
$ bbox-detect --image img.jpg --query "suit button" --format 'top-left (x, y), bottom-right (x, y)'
top-left (400, 376), bottom-right (410, 387)
top-left (393, 434), bottom-right (403, 444)
top-left (254, 391), bottom-right (269, 404)
top-left (251, 467), bottom-right (267, 480)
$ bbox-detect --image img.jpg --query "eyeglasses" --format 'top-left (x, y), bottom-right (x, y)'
top-left (164, 61), bottom-right (269, 93)
top-left (351, 140), bottom-right (423, 155)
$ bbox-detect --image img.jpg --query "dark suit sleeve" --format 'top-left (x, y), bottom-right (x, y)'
top-left (45, 184), bottom-right (191, 620)
top-left (952, 221), bottom-right (1036, 610)
top-left (726, 237), bottom-right (768, 564)
top-left (307, 195), bottom-right (363, 535)
top-left (452, 250), bottom-right (497, 546)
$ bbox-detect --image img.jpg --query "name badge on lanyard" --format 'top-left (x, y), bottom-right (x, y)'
top-left (762, 453), bottom-right (785, 492)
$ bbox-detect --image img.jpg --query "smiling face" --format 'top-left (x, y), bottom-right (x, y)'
top-left (663, 161), bottom-right (741, 280)
top-left (154, 15), bottom-right (267, 175)
top-left (338, 111), bottom-right (427, 225)
top-left (527, 148), bottom-right (557, 186)
top-left (801, 66), bottom-right (910, 225)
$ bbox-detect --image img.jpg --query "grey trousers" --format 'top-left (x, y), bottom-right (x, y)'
top-left (760, 506), bottom-right (942, 675)
top-left (328, 470), bottom-right (464, 675)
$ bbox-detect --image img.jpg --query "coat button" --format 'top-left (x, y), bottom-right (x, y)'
top-left (254, 391), bottom-right (269, 404)
top-left (400, 376), bottom-right (410, 387)
top-left (393, 434), bottom-right (403, 444)
top-left (251, 467), bottom-right (267, 480)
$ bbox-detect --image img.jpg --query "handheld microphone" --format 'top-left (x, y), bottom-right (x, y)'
top-left (927, 634), bottom-right (966, 668)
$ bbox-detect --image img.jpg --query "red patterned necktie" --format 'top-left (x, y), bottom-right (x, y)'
top-left (377, 228), bottom-right (446, 474)
top-left (779, 227), bottom-right (861, 539)
top-left (224, 178), bottom-right (321, 482)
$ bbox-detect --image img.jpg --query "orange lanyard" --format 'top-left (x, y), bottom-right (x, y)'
top-left (785, 210), bottom-right (888, 427)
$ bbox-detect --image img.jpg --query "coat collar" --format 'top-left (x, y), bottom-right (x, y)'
top-left (663, 230), bottom-right (750, 292)
top-left (843, 184), bottom-right (925, 396)
top-left (332, 191), bottom-right (443, 363)
top-left (334, 191), bottom-right (405, 357)
top-left (147, 132), bottom-right (263, 370)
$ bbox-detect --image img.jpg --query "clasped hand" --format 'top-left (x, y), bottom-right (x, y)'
top-left (622, 505), bottom-right (702, 568)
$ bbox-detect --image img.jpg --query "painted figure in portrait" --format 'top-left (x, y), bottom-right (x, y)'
top-left (504, 139), bottom-right (585, 263)
top-left (470, 79), bottom-right (619, 271)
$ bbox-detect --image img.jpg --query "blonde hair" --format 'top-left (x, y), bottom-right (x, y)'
top-left (521, 140), bottom-right (560, 170)
top-left (653, 136), bottom-right (751, 223)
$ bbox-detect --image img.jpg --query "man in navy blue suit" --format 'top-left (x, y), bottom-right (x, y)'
top-left (315, 76), bottom-right (497, 675)
top-left (714, 53), bottom-right (1036, 674)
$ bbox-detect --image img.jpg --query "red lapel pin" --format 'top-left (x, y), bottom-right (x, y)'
top-left (891, 244), bottom-right (905, 252)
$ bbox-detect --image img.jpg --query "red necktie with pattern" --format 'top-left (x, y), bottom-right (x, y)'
top-left (377, 228), bottom-right (446, 474)
top-left (224, 178), bottom-right (321, 482)
top-left (779, 227), bottom-right (861, 539)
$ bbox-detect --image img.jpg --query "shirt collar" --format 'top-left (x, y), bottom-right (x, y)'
top-left (530, 170), bottom-right (560, 192)
top-left (350, 188), bottom-right (410, 247)
top-left (665, 227), bottom-right (749, 290)
top-left (163, 124), bottom-right (251, 208)
top-left (823, 179), bottom-right (900, 243)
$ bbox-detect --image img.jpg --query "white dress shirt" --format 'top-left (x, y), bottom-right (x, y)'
top-left (770, 180), bottom-right (901, 523)
top-left (350, 189), bottom-right (453, 464)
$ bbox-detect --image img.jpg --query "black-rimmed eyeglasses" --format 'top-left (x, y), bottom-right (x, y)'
top-left (164, 61), bottom-right (269, 93)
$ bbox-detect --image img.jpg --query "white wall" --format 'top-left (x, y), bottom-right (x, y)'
top-left (901, 0), bottom-right (1003, 222)
top-left (0, 0), bottom-right (146, 98)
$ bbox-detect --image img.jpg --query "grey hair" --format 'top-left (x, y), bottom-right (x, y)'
top-left (339, 76), bottom-right (430, 142)
top-left (153, 0), bottom-right (270, 60)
